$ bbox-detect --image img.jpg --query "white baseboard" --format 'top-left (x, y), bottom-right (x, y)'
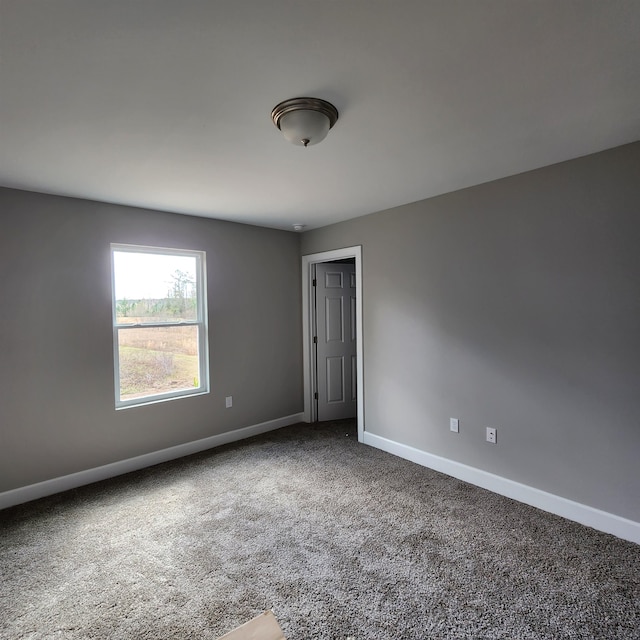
top-left (0, 413), bottom-right (304, 511)
top-left (363, 431), bottom-right (640, 545)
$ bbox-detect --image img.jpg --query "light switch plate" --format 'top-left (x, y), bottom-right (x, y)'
top-left (450, 418), bottom-right (459, 433)
top-left (225, 396), bottom-right (233, 409)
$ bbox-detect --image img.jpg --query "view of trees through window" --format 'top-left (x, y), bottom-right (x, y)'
top-left (115, 268), bottom-right (197, 323)
top-left (112, 248), bottom-right (207, 405)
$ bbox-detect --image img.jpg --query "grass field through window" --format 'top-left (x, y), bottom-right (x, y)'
top-left (117, 322), bottom-right (199, 400)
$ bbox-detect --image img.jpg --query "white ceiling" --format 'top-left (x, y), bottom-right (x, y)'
top-left (1, 1), bottom-right (639, 231)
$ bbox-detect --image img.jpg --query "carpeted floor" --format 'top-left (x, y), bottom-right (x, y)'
top-left (1, 420), bottom-right (639, 639)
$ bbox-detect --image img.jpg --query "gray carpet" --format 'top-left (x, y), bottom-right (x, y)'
top-left (1, 420), bottom-right (639, 639)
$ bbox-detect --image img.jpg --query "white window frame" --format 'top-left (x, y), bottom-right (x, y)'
top-left (111, 243), bottom-right (209, 409)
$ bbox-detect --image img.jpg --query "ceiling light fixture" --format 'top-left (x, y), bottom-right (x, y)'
top-left (271, 97), bottom-right (339, 147)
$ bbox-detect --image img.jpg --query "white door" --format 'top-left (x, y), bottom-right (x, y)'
top-left (315, 262), bottom-right (357, 421)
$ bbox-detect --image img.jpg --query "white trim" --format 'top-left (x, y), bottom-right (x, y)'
top-left (302, 247), bottom-right (364, 443)
top-left (0, 413), bottom-right (304, 511)
top-left (363, 431), bottom-right (640, 545)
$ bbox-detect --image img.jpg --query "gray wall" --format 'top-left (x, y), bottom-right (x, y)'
top-left (0, 188), bottom-right (302, 492)
top-left (301, 142), bottom-right (640, 522)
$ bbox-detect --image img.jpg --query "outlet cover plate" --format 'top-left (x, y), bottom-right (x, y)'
top-left (486, 427), bottom-right (497, 444)
top-left (225, 396), bottom-right (233, 409)
top-left (450, 418), bottom-right (459, 433)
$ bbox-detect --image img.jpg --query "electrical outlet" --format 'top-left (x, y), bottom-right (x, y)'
top-left (486, 427), bottom-right (497, 444)
top-left (450, 418), bottom-right (459, 433)
top-left (225, 396), bottom-right (233, 409)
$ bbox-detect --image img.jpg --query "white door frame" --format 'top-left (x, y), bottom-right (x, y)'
top-left (302, 246), bottom-right (364, 442)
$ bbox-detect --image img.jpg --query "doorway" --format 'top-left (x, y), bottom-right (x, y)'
top-left (315, 260), bottom-right (356, 421)
top-left (302, 246), bottom-right (364, 443)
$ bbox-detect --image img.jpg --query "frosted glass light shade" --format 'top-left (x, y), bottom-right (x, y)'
top-left (279, 109), bottom-right (331, 146)
top-left (271, 97), bottom-right (339, 147)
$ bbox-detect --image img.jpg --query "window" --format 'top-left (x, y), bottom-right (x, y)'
top-left (111, 244), bottom-right (209, 408)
